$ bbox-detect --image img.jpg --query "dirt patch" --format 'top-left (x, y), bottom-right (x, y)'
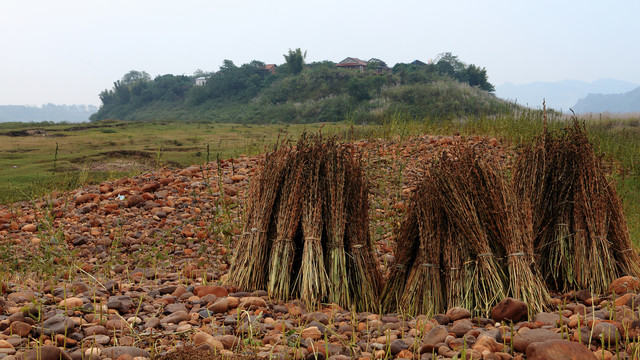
top-left (56, 122), bottom-right (128, 132)
top-left (155, 348), bottom-right (257, 360)
top-left (1, 128), bottom-right (66, 137)
top-left (5, 148), bottom-right (36, 153)
top-left (89, 159), bottom-right (151, 172)
top-left (98, 150), bottom-right (154, 158)
top-left (159, 146), bottom-right (202, 152)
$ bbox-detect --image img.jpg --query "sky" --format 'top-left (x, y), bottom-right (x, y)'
top-left (1, 0), bottom-right (639, 106)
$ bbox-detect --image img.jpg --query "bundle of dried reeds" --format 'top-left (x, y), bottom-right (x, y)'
top-left (324, 144), bottom-right (350, 306)
top-left (228, 147), bottom-right (290, 290)
top-left (433, 150), bottom-right (506, 315)
top-left (267, 150), bottom-right (305, 300)
top-left (231, 133), bottom-right (380, 311)
top-left (514, 120), bottom-right (639, 293)
top-left (345, 152), bottom-right (382, 313)
top-left (380, 205), bottom-right (419, 312)
top-left (468, 150), bottom-right (550, 314)
top-left (399, 185), bottom-right (444, 316)
top-left (296, 144), bottom-right (330, 305)
top-left (443, 226), bottom-right (469, 309)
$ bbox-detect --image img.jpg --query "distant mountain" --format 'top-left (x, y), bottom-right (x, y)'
top-left (495, 79), bottom-right (639, 112)
top-left (572, 87), bottom-right (640, 113)
top-left (0, 104), bottom-right (98, 123)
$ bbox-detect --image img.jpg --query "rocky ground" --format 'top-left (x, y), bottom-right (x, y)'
top-left (1, 135), bottom-right (639, 360)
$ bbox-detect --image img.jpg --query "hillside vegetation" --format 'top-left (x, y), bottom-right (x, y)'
top-left (90, 52), bottom-right (514, 123)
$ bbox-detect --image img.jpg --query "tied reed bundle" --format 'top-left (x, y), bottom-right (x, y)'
top-left (231, 133), bottom-right (382, 311)
top-left (433, 150), bottom-right (505, 315)
top-left (267, 150), bottom-right (305, 300)
top-left (296, 144), bottom-right (330, 306)
top-left (514, 120), bottom-right (636, 293)
top-left (444, 227), bottom-right (469, 310)
top-left (469, 149), bottom-right (549, 315)
top-left (399, 186), bottom-right (444, 317)
top-left (229, 148), bottom-right (289, 291)
top-left (324, 144), bottom-right (350, 306)
top-left (346, 153), bottom-right (382, 313)
top-left (381, 205), bottom-right (419, 313)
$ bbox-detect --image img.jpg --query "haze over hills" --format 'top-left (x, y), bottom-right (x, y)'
top-left (0, 104), bottom-right (98, 123)
top-left (495, 78), bottom-right (640, 112)
top-left (572, 87), bottom-right (640, 113)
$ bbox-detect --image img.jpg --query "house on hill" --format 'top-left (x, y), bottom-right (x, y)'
top-left (262, 64), bottom-right (277, 74)
top-left (336, 57), bottom-right (390, 73)
top-left (411, 60), bottom-right (428, 67)
top-left (195, 77), bottom-right (207, 86)
top-left (367, 58), bottom-right (391, 74)
top-left (336, 57), bottom-right (368, 72)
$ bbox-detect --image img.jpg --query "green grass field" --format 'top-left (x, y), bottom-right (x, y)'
top-left (0, 120), bottom-right (343, 203)
top-left (1, 113), bottom-right (639, 241)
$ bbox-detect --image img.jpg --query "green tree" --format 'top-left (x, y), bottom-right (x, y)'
top-left (346, 77), bottom-right (371, 101)
top-left (283, 48), bottom-right (307, 75)
top-left (121, 70), bottom-right (151, 85)
top-left (465, 64), bottom-right (495, 92)
top-left (435, 52), bottom-right (465, 74)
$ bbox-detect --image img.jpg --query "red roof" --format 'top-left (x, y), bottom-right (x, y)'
top-left (336, 57), bottom-right (368, 67)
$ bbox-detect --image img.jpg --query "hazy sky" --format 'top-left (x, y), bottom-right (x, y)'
top-left (1, 0), bottom-right (639, 106)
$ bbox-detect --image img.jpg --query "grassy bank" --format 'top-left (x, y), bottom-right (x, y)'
top-left (0, 120), bottom-right (336, 204)
top-left (1, 113), bottom-right (639, 241)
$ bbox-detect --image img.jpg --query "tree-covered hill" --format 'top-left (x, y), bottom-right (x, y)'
top-left (90, 51), bottom-right (515, 123)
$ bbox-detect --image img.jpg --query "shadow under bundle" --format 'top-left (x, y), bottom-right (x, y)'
top-left (383, 146), bottom-right (549, 317)
top-left (228, 134), bottom-right (382, 311)
top-left (514, 120), bottom-right (640, 294)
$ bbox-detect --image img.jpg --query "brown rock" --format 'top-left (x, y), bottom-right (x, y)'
top-left (21, 224), bottom-right (37, 232)
top-left (472, 334), bottom-right (505, 353)
top-left (533, 312), bottom-right (568, 326)
top-left (58, 297), bottom-right (83, 308)
top-left (223, 186), bottom-right (237, 197)
top-left (422, 325), bottom-right (448, 346)
top-left (3, 321), bottom-right (31, 337)
top-left (513, 328), bottom-right (562, 353)
top-left (609, 276), bottom-right (640, 295)
top-left (125, 195), bottom-right (144, 208)
top-left (0, 339), bottom-right (14, 350)
top-left (451, 319), bottom-right (473, 337)
top-left (593, 322), bottom-right (621, 345)
top-left (208, 298), bottom-right (229, 314)
top-left (239, 296), bottom-right (267, 309)
top-left (227, 296), bottom-right (239, 309)
top-left (446, 307), bottom-right (471, 321)
top-left (193, 331), bottom-right (223, 350)
top-left (301, 326), bottom-right (322, 340)
top-left (83, 325), bottom-right (108, 336)
top-left (193, 285), bottom-right (228, 298)
top-left (105, 319), bottom-right (129, 331)
top-left (526, 339), bottom-right (596, 360)
top-left (160, 310), bottom-right (189, 324)
top-left (230, 175), bottom-right (245, 182)
top-left (75, 194), bottom-right (93, 205)
top-left (491, 297), bottom-right (528, 323)
top-left (219, 335), bottom-right (240, 349)
top-left (141, 182), bottom-right (160, 193)
top-left (23, 345), bottom-right (73, 360)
